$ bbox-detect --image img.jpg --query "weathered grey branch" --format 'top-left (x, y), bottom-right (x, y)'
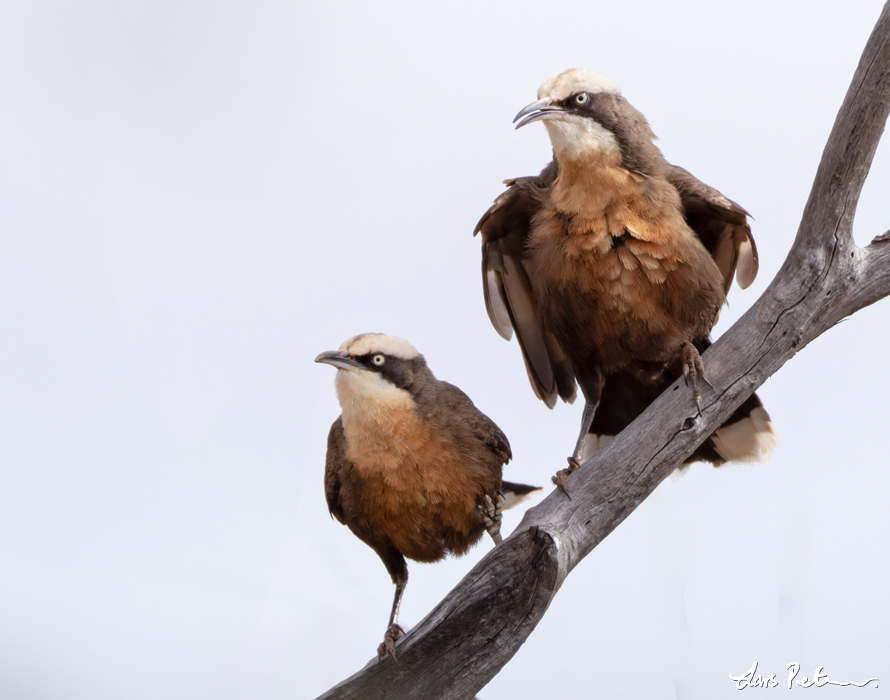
top-left (315, 4), bottom-right (890, 698)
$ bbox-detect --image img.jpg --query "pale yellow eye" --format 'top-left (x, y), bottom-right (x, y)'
top-left (372, 354), bottom-right (385, 366)
top-left (575, 93), bottom-right (589, 105)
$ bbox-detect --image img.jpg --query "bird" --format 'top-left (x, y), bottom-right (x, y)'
top-left (315, 332), bottom-right (540, 658)
top-left (474, 69), bottom-right (776, 494)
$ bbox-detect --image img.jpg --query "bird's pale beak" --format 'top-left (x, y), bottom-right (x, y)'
top-left (513, 98), bottom-right (566, 129)
top-left (315, 350), bottom-right (366, 371)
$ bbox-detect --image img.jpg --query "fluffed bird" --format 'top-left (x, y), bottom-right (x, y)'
top-left (316, 333), bottom-right (540, 658)
top-left (475, 69), bottom-right (776, 493)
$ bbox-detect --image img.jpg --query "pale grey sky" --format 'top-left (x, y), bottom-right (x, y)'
top-left (1, 1), bottom-right (888, 698)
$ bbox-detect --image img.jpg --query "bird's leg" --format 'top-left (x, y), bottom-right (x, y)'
top-left (377, 580), bottom-right (407, 660)
top-left (570, 400), bottom-right (598, 464)
top-left (477, 493), bottom-right (503, 545)
top-left (552, 398), bottom-right (600, 498)
top-left (681, 343), bottom-right (712, 416)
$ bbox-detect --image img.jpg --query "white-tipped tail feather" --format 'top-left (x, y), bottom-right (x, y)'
top-left (498, 483), bottom-right (543, 510)
top-left (735, 238), bottom-right (757, 290)
top-left (580, 407), bottom-right (775, 473)
top-left (710, 407), bottom-right (777, 464)
top-left (581, 433), bottom-right (614, 462)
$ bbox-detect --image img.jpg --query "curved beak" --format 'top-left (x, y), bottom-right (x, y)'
top-left (315, 350), bottom-right (365, 371)
top-left (513, 98), bottom-right (567, 129)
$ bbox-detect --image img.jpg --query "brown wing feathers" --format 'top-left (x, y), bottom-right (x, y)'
top-left (667, 164), bottom-right (759, 292)
top-left (477, 159), bottom-right (760, 410)
top-left (324, 418), bottom-right (347, 524)
top-left (482, 248), bottom-right (513, 340)
top-left (476, 165), bottom-right (576, 408)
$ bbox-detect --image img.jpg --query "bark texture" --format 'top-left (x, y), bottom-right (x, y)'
top-left (315, 4), bottom-right (890, 698)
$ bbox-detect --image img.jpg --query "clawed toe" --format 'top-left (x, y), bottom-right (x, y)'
top-left (681, 343), bottom-right (710, 415)
top-left (377, 623), bottom-right (405, 660)
top-left (478, 493), bottom-right (503, 545)
top-left (552, 456), bottom-right (581, 499)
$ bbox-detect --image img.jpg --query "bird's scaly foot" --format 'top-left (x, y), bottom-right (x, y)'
top-left (477, 494), bottom-right (503, 545)
top-left (681, 343), bottom-right (712, 416)
top-left (552, 456), bottom-right (581, 499)
top-left (377, 623), bottom-right (405, 660)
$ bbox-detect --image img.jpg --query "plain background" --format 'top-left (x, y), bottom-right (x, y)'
top-left (1, 1), bottom-right (888, 698)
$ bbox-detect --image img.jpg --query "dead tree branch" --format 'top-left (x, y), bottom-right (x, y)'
top-left (315, 3), bottom-right (890, 698)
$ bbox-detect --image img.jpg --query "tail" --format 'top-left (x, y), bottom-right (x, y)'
top-left (499, 481), bottom-right (542, 510)
top-left (585, 371), bottom-right (776, 467)
top-left (708, 393), bottom-right (776, 464)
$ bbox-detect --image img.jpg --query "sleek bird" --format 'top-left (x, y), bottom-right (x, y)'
top-left (316, 333), bottom-right (540, 658)
top-left (475, 69), bottom-right (776, 493)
